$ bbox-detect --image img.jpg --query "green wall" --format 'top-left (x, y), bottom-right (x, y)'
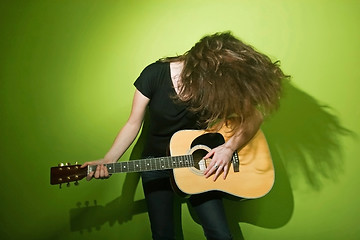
top-left (1, 0), bottom-right (359, 239)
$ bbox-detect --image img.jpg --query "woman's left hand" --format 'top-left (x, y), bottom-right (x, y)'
top-left (203, 144), bottom-right (234, 181)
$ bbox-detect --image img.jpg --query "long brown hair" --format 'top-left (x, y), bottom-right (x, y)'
top-left (162, 31), bottom-right (289, 130)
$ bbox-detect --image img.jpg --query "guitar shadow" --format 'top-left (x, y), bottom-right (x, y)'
top-left (69, 82), bottom-right (352, 239)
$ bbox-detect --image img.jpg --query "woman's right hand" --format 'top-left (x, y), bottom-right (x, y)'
top-left (81, 159), bottom-right (113, 181)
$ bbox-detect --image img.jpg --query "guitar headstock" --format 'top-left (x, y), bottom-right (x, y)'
top-left (50, 163), bottom-right (87, 187)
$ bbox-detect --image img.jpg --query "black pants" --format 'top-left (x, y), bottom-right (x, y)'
top-left (142, 171), bottom-right (232, 240)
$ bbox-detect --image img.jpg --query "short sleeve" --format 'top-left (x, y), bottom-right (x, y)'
top-left (134, 62), bottom-right (161, 99)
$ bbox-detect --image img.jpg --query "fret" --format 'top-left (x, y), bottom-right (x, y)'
top-left (159, 157), bottom-right (163, 169)
top-left (159, 157), bottom-right (166, 170)
top-left (174, 156), bottom-right (180, 168)
top-left (155, 158), bottom-right (160, 170)
top-left (140, 160), bottom-right (146, 171)
top-left (179, 156), bottom-right (184, 167)
top-left (150, 158), bottom-right (155, 170)
top-left (171, 156), bottom-right (179, 168)
top-left (176, 156), bottom-right (182, 168)
top-left (125, 162), bottom-right (129, 172)
top-left (183, 156), bottom-right (187, 167)
top-left (116, 162), bottom-right (124, 173)
top-left (164, 157), bottom-right (169, 169)
top-left (182, 155), bottom-right (187, 167)
top-left (107, 163), bottom-right (115, 174)
top-left (134, 160), bottom-right (139, 172)
top-left (150, 158), bottom-right (154, 170)
top-left (171, 156), bottom-right (177, 168)
top-left (185, 155), bottom-right (190, 166)
top-left (178, 156), bottom-right (183, 168)
top-left (165, 157), bottom-right (169, 169)
top-left (170, 157), bottom-right (174, 168)
top-left (185, 155), bottom-right (191, 167)
top-left (134, 160), bottom-right (141, 172)
top-left (161, 157), bottom-right (166, 169)
top-left (184, 155), bottom-right (188, 167)
top-left (158, 158), bottom-right (162, 169)
top-left (128, 161), bottom-right (134, 172)
top-left (166, 157), bottom-right (171, 168)
top-left (125, 161), bottom-right (130, 172)
top-left (144, 158), bottom-right (150, 171)
top-left (180, 156), bottom-right (184, 167)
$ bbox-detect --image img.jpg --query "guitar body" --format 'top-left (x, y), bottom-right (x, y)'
top-left (170, 127), bottom-right (274, 199)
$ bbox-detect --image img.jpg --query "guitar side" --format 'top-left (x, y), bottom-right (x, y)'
top-left (170, 128), bottom-right (275, 199)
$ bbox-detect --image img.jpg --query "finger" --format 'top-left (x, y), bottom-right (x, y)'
top-left (99, 165), bottom-right (106, 178)
top-left (204, 150), bottom-right (215, 160)
top-left (86, 171), bottom-right (94, 181)
top-left (204, 162), bottom-right (218, 177)
top-left (204, 165), bottom-right (212, 175)
top-left (204, 156), bottom-right (218, 174)
top-left (223, 164), bottom-right (229, 180)
top-left (204, 162), bottom-right (213, 176)
top-left (81, 162), bottom-right (90, 168)
top-left (104, 166), bottom-right (109, 177)
top-left (203, 158), bottom-right (213, 175)
top-left (81, 161), bottom-right (98, 168)
top-left (213, 165), bottom-right (224, 181)
top-left (94, 165), bottom-right (101, 178)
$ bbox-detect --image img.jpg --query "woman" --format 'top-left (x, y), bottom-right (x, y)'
top-left (82, 31), bottom-right (287, 239)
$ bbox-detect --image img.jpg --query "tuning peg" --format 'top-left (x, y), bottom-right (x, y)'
top-left (75, 161), bottom-right (79, 165)
top-left (67, 182), bottom-right (70, 187)
top-left (58, 163), bottom-right (64, 167)
top-left (59, 183), bottom-right (62, 189)
top-left (74, 181), bottom-right (79, 186)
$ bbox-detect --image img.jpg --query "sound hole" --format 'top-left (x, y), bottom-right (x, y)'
top-left (192, 148), bottom-right (209, 171)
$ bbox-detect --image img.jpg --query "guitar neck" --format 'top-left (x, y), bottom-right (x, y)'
top-left (88, 155), bottom-right (194, 174)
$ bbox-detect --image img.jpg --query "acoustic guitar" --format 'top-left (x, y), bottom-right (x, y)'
top-left (50, 126), bottom-right (274, 199)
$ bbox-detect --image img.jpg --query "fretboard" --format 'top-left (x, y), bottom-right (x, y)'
top-left (88, 155), bottom-right (194, 174)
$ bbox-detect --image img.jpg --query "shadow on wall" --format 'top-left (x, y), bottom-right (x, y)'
top-left (263, 81), bottom-right (353, 190)
top-left (69, 82), bottom-right (352, 239)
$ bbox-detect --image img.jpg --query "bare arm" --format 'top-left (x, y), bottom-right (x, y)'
top-left (103, 90), bottom-right (149, 162)
top-left (203, 110), bottom-right (264, 181)
top-left (81, 89), bottom-right (150, 180)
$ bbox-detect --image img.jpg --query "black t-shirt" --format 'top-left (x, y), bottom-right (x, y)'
top-left (134, 61), bottom-right (200, 158)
